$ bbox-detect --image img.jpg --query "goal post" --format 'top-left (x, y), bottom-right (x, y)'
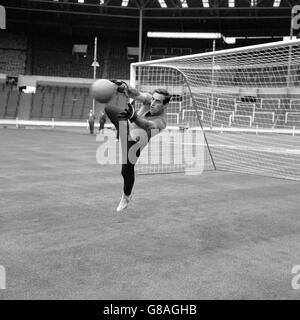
top-left (130, 39), bottom-right (300, 181)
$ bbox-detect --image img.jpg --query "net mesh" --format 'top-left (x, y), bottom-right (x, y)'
top-left (132, 40), bottom-right (300, 180)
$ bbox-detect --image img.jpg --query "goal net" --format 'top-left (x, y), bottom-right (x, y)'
top-left (130, 39), bottom-right (300, 181)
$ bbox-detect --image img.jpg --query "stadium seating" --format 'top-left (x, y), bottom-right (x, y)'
top-left (289, 99), bottom-right (300, 111)
top-left (0, 30), bottom-right (133, 80)
top-left (229, 114), bottom-right (253, 127)
top-left (30, 86), bottom-right (44, 119)
top-left (285, 112), bottom-right (300, 127)
top-left (0, 83), bottom-right (21, 119)
top-left (0, 31), bottom-right (27, 77)
top-left (0, 85), bottom-right (9, 118)
top-left (61, 87), bottom-right (75, 119)
top-left (5, 88), bottom-right (20, 118)
top-left (42, 86), bottom-right (54, 119)
top-left (31, 33), bottom-right (132, 80)
top-left (166, 113), bottom-right (180, 125)
top-left (71, 88), bottom-right (86, 120)
top-left (1, 29), bottom-right (300, 131)
top-left (182, 109), bottom-right (204, 127)
top-left (260, 98), bottom-right (281, 110)
top-left (216, 97), bottom-right (237, 111)
top-left (0, 31), bottom-right (27, 50)
top-left (167, 101), bottom-right (181, 113)
top-left (252, 111), bottom-right (275, 127)
top-left (0, 49), bottom-right (26, 77)
top-left (27, 84), bottom-right (103, 121)
top-left (51, 87), bottom-right (65, 119)
top-left (212, 110), bottom-right (234, 127)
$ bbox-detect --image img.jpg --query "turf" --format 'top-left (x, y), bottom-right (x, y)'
top-left (0, 127), bottom-right (300, 299)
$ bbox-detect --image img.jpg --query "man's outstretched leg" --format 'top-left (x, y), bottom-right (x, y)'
top-left (104, 105), bottom-right (123, 136)
top-left (116, 141), bottom-right (141, 212)
top-left (104, 105), bottom-right (137, 212)
top-left (116, 162), bottom-right (135, 212)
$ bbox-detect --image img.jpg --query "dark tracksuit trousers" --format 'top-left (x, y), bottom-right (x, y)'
top-left (99, 113), bottom-right (106, 131)
top-left (88, 120), bottom-right (94, 134)
top-left (104, 105), bottom-right (140, 196)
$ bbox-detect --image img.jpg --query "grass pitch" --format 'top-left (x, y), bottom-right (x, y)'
top-left (0, 127), bottom-right (300, 299)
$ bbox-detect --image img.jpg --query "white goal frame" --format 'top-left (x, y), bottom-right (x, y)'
top-left (129, 39), bottom-right (300, 180)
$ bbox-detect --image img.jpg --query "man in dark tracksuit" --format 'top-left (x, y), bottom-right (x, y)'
top-left (88, 109), bottom-right (95, 134)
top-left (98, 112), bottom-right (107, 133)
top-left (103, 80), bottom-right (170, 212)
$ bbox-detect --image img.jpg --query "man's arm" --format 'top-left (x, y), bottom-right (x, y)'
top-left (127, 85), bottom-right (152, 104)
top-left (132, 117), bottom-right (166, 132)
top-left (110, 80), bottom-right (151, 104)
top-left (118, 98), bottom-right (166, 132)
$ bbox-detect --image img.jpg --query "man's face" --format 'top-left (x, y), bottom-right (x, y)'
top-left (150, 92), bottom-right (165, 115)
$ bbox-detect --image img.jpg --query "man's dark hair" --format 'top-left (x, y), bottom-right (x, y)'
top-left (154, 88), bottom-right (171, 105)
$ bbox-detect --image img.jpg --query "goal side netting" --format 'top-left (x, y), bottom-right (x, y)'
top-left (130, 39), bottom-right (300, 181)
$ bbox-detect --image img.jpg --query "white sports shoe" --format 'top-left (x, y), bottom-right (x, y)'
top-left (116, 194), bottom-right (132, 212)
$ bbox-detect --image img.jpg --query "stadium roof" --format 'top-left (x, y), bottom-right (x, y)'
top-left (4, 0), bottom-right (296, 10)
top-left (2, 0), bottom-right (299, 37)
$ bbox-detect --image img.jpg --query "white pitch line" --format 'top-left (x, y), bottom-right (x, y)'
top-left (164, 142), bottom-right (300, 155)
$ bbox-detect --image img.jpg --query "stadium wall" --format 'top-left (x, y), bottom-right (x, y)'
top-left (18, 75), bottom-right (95, 88)
top-left (0, 73), bottom-right (6, 83)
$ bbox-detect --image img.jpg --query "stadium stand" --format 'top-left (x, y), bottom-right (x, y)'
top-left (252, 111), bottom-right (275, 128)
top-left (216, 97), bottom-right (237, 111)
top-left (0, 27), bottom-right (300, 130)
top-left (0, 50), bottom-right (26, 77)
top-left (71, 88), bottom-right (85, 120)
top-left (182, 109), bottom-right (204, 127)
top-left (29, 32), bottom-right (132, 80)
top-left (213, 110), bottom-right (234, 127)
top-left (5, 87), bottom-right (20, 118)
top-left (0, 83), bottom-right (20, 119)
top-left (260, 98), bottom-right (281, 110)
top-left (61, 87), bottom-right (75, 120)
top-left (289, 99), bottom-right (300, 111)
top-left (168, 101), bottom-right (181, 114)
top-left (0, 31), bottom-right (27, 77)
top-left (51, 87), bottom-right (65, 119)
top-left (32, 33), bottom-right (99, 78)
top-left (166, 113), bottom-right (180, 125)
top-left (42, 86), bottom-right (54, 119)
top-left (0, 84), bottom-right (9, 118)
top-left (285, 112), bottom-right (300, 127)
top-left (27, 84), bottom-right (102, 121)
top-left (81, 89), bottom-right (94, 119)
top-left (0, 31), bottom-right (27, 50)
top-left (102, 40), bottom-right (131, 79)
top-left (30, 85), bottom-right (44, 119)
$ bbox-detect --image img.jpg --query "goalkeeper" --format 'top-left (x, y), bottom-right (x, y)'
top-left (104, 80), bottom-right (170, 212)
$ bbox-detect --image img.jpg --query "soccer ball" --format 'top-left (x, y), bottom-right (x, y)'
top-left (90, 79), bottom-right (117, 103)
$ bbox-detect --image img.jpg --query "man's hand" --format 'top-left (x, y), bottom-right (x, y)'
top-left (118, 102), bottom-right (138, 122)
top-left (110, 79), bottom-right (128, 95)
